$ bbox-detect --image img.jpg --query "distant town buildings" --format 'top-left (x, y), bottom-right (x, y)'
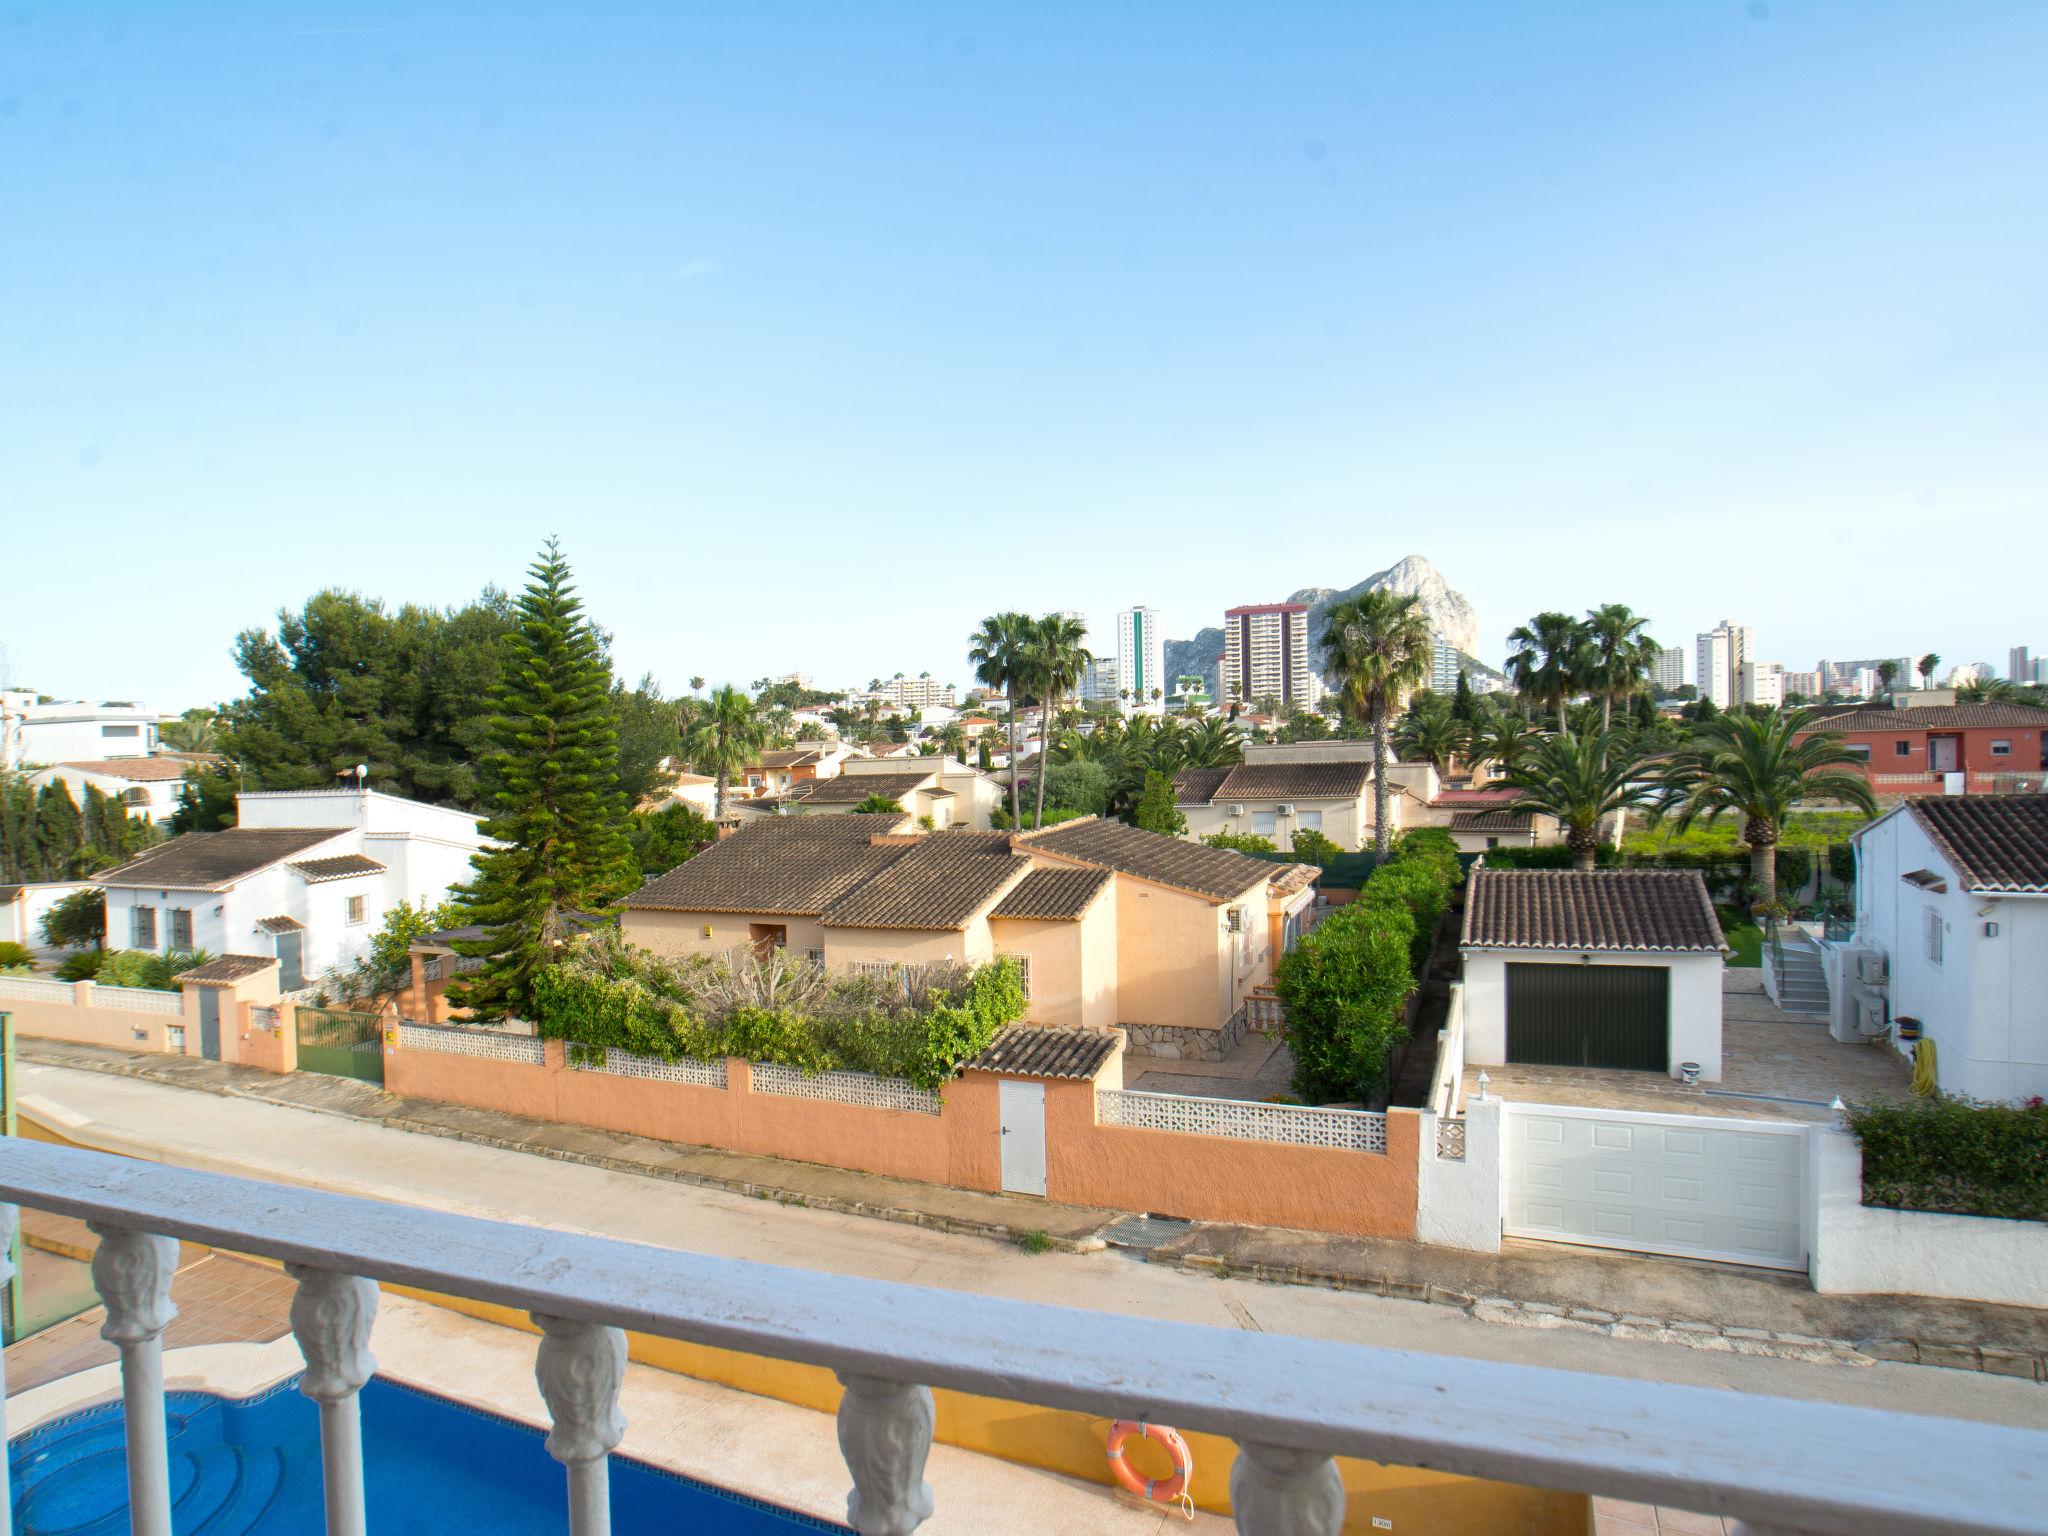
top-left (1738, 659), bottom-right (1785, 709)
top-left (1116, 605), bottom-right (1165, 714)
top-left (1781, 669), bottom-right (1824, 701)
top-left (1652, 646), bottom-right (1687, 693)
top-left (857, 675), bottom-right (957, 710)
top-left (0, 691), bottom-right (164, 771)
top-left (2013, 646), bottom-right (2034, 684)
top-left (1429, 635), bottom-right (1465, 694)
top-left (1694, 621), bottom-right (1753, 710)
top-left (1080, 653), bottom-right (1121, 704)
top-left (1221, 602), bottom-right (1324, 712)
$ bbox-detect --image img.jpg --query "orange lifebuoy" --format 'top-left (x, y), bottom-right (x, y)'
top-left (1106, 1419), bottom-right (1193, 1503)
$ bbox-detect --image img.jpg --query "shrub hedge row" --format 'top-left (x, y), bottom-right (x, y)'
top-left (1844, 1097), bottom-right (2048, 1222)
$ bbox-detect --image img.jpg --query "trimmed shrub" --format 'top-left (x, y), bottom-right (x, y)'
top-left (1844, 1097), bottom-right (2048, 1222)
top-left (1274, 903), bottom-right (1415, 1104)
top-left (1203, 831), bottom-right (1279, 855)
top-left (1288, 828), bottom-right (1341, 866)
top-left (1827, 842), bottom-right (1856, 887)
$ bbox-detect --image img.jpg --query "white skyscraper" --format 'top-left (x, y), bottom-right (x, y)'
top-left (1115, 606), bottom-right (1165, 714)
top-left (1652, 646), bottom-right (1687, 693)
top-left (1695, 621), bottom-right (1753, 709)
top-left (1739, 660), bottom-right (1784, 709)
top-left (2011, 646), bottom-right (2033, 683)
top-left (1430, 635), bottom-right (1466, 694)
top-left (1221, 602), bottom-right (1323, 713)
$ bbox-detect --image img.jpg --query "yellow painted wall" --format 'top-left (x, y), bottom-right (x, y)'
top-left (824, 923), bottom-right (989, 968)
top-left (622, 910), bottom-right (827, 961)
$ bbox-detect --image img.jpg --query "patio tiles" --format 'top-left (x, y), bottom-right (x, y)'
top-left (1128, 1032), bottom-right (1299, 1101)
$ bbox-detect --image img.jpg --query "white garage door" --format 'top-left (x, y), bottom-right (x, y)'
top-left (1504, 1104), bottom-right (1807, 1270)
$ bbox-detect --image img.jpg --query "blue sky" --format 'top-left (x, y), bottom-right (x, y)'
top-left (4, 1), bottom-right (2045, 708)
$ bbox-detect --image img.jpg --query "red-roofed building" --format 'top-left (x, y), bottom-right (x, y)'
top-left (1795, 700), bottom-right (2048, 795)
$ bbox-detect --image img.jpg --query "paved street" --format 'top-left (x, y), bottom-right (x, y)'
top-left (18, 1060), bottom-right (2048, 1432)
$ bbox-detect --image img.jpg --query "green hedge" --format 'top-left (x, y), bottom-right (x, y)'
top-left (1274, 832), bottom-right (1455, 1105)
top-left (1844, 1098), bottom-right (2048, 1222)
top-left (533, 955), bottom-right (1026, 1093)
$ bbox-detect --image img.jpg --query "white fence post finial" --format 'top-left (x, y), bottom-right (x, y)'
top-left (533, 1314), bottom-right (628, 1536)
top-left (1230, 1440), bottom-right (1344, 1536)
top-left (836, 1372), bottom-right (936, 1535)
top-left (89, 1223), bottom-right (182, 1536)
top-left (289, 1266), bottom-right (380, 1536)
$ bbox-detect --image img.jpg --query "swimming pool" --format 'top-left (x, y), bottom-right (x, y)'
top-left (11, 1374), bottom-right (850, 1535)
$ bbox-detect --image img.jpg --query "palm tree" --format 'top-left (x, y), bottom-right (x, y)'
top-left (932, 720), bottom-right (969, 760)
top-left (689, 676), bottom-right (706, 696)
top-left (1504, 729), bottom-right (1659, 871)
top-left (1470, 711), bottom-right (1540, 780)
top-left (1957, 676), bottom-right (2025, 705)
top-left (1505, 612), bottom-right (1591, 732)
top-left (1583, 604), bottom-right (1659, 730)
top-left (1027, 613), bottom-right (1092, 829)
top-left (682, 684), bottom-right (769, 819)
top-left (1321, 589), bottom-right (1433, 857)
top-left (1658, 709), bottom-right (1878, 906)
top-left (1917, 653), bottom-right (1941, 690)
top-left (1180, 714), bottom-right (1243, 769)
top-left (159, 709), bottom-right (219, 755)
top-left (1393, 694), bottom-right (1467, 778)
top-left (1875, 660), bottom-right (1899, 694)
top-left (968, 612), bottom-right (1035, 827)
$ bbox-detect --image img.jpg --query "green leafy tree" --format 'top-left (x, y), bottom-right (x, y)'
top-left (1583, 604), bottom-right (1660, 730)
top-left (1320, 589), bottom-right (1433, 857)
top-left (1503, 728), bottom-right (1659, 871)
top-left (682, 685), bottom-right (769, 820)
top-left (40, 887), bottom-right (106, 949)
top-left (159, 708), bottom-right (220, 754)
top-left (1132, 770), bottom-right (1186, 837)
top-left (1203, 830), bottom-right (1278, 854)
top-left (366, 898), bottom-right (462, 995)
top-left (612, 674), bottom-right (682, 807)
top-left (169, 768), bottom-right (240, 834)
top-left (628, 804), bottom-right (717, 874)
top-left (1042, 759), bottom-right (1114, 817)
top-left (968, 612), bottom-right (1035, 827)
top-left (34, 783), bottom-right (85, 877)
top-left (1917, 653), bottom-right (1941, 689)
top-left (1505, 612), bottom-right (1591, 732)
top-left (1274, 902), bottom-right (1415, 1103)
top-left (1393, 692), bottom-right (1467, 777)
top-left (449, 541), bottom-right (639, 1021)
top-left (1657, 709), bottom-right (1879, 907)
top-left (1290, 828), bottom-right (1341, 865)
top-left (1876, 659), bottom-right (1900, 693)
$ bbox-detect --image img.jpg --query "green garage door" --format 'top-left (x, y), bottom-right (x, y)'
top-left (1506, 963), bottom-right (1668, 1072)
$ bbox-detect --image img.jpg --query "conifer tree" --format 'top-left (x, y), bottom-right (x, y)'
top-left (35, 783), bottom-right (84, 877)
top-left (449, 541), bottom-right (637, 1020)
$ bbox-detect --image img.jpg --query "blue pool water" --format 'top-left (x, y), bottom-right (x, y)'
top-left (11, 1375), bottom-right (849, 1535)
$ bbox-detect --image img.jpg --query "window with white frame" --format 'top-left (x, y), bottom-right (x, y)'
top-left (1294, 809), bottom-right (1323, 832)
top-left (1007, 954), bottom-right (1031, 999)
top-left (168, 908), bottom-right (193, 949)
top-left (131, 905), bottom-right (157, 948)
top-left (1924, 908), bottom-right (1944, 965)
top-left (1251, 808), bottom-right (1278, 835)
top-left (346, 895), bottom-right (367, 926)
top-left (1990, 739), bottom-right (2012, 757)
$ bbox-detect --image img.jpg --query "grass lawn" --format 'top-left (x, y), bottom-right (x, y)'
top-left (1718, 910), bottom-right (1763, 968)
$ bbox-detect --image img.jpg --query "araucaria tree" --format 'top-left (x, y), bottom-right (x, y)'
top-left (1320, 590), bottom-right (1432, 858)
top-left (449, 541), bottom-right (639, 1021)
top-left (1658, 709), bottom-right (1877, 908)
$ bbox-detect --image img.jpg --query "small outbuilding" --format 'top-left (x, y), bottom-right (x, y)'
top-left (1460, 868), bottom-right (1728, 1081)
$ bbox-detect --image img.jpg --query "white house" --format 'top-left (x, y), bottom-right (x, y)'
top-left (0, 880), bottom-right (97, 950)
top-left (1843, 795), bottom-right (2048, 1103)
top-left (91, 787), bottom-right (489, 989)
top-left (730, 756), bottom-right (1003, 830)
top-left (0, 692), bottom-right (163, 769)
top-left (28, 757), bottom-right (196, 826)
top-left (1460, 867), bottom-right (1728, 1081)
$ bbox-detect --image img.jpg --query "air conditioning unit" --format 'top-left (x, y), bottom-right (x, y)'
top-left (1856, 951), bottom-right (1889, 987)
top-left (1225, 907), bottom-right (1247, 933)
top-left (1276, 803), bottom-right (1295, 816)
top-left (1227, 804), bottom-right (1245, 818)
top-left (1851, 987), bottom-right (1889, 1039)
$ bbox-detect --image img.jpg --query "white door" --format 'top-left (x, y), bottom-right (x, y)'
top-left (1503, 1105), bottom-right (1807, 1270)
top-left (998, 1079), bottom-right (1047, 1197)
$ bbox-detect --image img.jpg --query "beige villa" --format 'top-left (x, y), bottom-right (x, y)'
top-left (729, 756), bottom-right (1004, 830)
top-left (621, 813), bottom-right (1310, 1058)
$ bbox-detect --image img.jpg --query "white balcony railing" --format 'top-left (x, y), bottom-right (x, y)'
top-left (2, 1139), bottom-right (2043, 1536)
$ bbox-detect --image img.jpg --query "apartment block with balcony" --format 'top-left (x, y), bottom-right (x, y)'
top-left (1220, 602), bottom-right (1323, 713)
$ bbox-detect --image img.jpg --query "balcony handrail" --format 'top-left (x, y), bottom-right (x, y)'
top-left (4, 1139), bottom-right (2044, 1536)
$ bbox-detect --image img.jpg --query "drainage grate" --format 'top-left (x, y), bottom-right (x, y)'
top-left (1101, 1214), bottom-right (1196, 1253)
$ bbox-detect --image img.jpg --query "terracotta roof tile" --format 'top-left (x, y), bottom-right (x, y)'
top-left (290, 853), bottom-right (387, 882)
top-left (95, 828), bottom-right (349, 891)
top-left (178, 954), bottom-right (278, 985)
top-left (990, 866), bottom-right (1111, 920)
top-left (1172, 765), bottom-right (1233, 805)
top-left (1448, 810), bottom-right (1534, 831)
top-left (1020, 818), bottom-right (1272, 902)
top-left (54, 757), bottom-right (193, 782)
top-left (1905, 796), bottom-right (2048, 892)
top-left (820, 836), bottom-right (1026, 930)
top-left (964, 1025), bottom-right (1120, 1080)
top-left (1462, 868), bottom-right (1725, 952)
top-left (1211, 761), bottom-right (1371, 801)
top-left (626, 816), bottom-right (910, 915)
top-left (1801, 704), bottom-right (2048, 731)
top-left (255, 915), bottom-right (305, 934)
top-left (790, 772), bottom-right (932, 805)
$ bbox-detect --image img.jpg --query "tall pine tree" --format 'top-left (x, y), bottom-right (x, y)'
top-left (449, 541), bottom-right (637, 1021)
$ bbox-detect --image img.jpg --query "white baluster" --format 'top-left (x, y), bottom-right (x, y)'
top-left (288, 1267), bottom-right (379, 1536)
top-left (835, 1373), bottom-right (935, 1536)
top-left (89, 1223), bottom-right (180, 1536)
top-left (533, 1314), bottom-right (627, 1536)
top-left (1, 1201), bottom-right (16, 1534)
top-left (1230, 1441), bottom-right (1344, 1536)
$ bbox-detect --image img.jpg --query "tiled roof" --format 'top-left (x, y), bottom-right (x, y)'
top-left (1431, 786), bottom-right (1521, 807)
top-left (791, 772), bottom-right (932, 805)
top-left (1906, 796), bottom-right (2048, 893)
top-left (178, 954), bottom-right (279, 985)
top-left (1462, 868), bottom-right (1726, 952)
top-left (55, 757), bottom-right (192, 782)
top-left (1448, 810), bottom-right (1534, 831)
top-left (1172, 766), bottom-right (1233, 805)
top-left (0, 884), bottom-right (22, 904)
top-left (753, 749), bottom-right (821, 770)
top-left (255, 915), bottom-right (305, 934)
top-left (1803, 704), bottom-right (2048, 732)
top-left (625, 816), bottom-right (910, 915)
top-left (1267, 863), bottom-right (1320, 896)
top-left (1210, 761), bottom-right (1371, 801)
top-left (1020, 818), bottom-right (1272, 902)
top-left (95, 828), bottom-right (347, 891)
top-left (820, 836), bottom-right (1026, 931)
top-left (964, 1026), bottom-right (1120, 1080)
top-left (990, 866), bottom-right (1112, 921)
top-left (290, 853), bottom-right (387, 882)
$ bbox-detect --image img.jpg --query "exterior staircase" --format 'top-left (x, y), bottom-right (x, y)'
top-left (1770, 930), bottom-right (1831, 1018)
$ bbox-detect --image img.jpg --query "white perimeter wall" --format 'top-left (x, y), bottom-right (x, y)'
top-left (1416, 1097), bottom-right (1503, 1252)
top-left (1807, 1125), bottom-right (2048, 1308)
top-left (1461, 949), bottom-right (1723, 1082)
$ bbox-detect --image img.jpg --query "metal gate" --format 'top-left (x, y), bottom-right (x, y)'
top-left (296, 1008), bottom-right (385, 1084)
top-left (1506, 962), bottom-right (1668, 1071)
top-left (1503, 1103), bottom-right (1808, 1270)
